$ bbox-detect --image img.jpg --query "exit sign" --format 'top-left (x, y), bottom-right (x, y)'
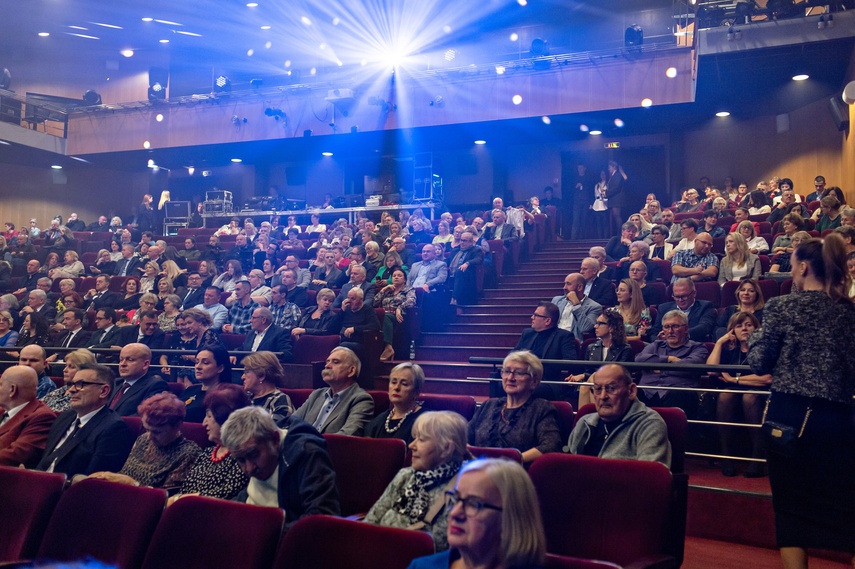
top-left (604, 142), bottom-right (620, 149)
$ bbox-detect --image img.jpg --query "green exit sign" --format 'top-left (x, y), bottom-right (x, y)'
top-left (604, 142), bottom-right (620, 149)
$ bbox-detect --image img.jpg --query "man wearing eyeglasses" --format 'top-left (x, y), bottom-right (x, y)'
top-left (513, 302), bottom-right (577, 381)
top-left (647, 278), bottom-right (716, 342)
top-left (564, 364), bottom-right (670, 467)
top-left (36, 362), bottom-right (133, 476)
top-left (670, 233), bottom-right (719, 284)
top-left (636, 310), bottom-right (709, 417)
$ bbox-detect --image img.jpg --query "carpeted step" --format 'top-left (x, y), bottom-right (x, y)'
top-left (417, 345), bottom-right (511, 361)
top-left (420, 332), bottom-right (520, 347)
top-left (453, 314), bottom-right (534, 325)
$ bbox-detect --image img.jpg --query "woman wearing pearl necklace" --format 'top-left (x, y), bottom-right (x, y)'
top-left (365, 362), bottom-right (426, 445)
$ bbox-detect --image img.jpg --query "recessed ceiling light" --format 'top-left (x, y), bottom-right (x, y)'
top-left (141, 17), bottom-right (153, 22)
top-left (301, 16), bottom-right (312, 26)
top-left (579, 124), bottom-right (589, 132)
top-left (666, 67), bottom-right (678, 78)
top-left (143, 140), bottom-right (151, 149)
top-left (512, 94), bottom-right (523, 105)
top-left (175, 31), bottom-right (202, 37)
top-left (38, 32), bottom-right (50, 37)
top-left (0, 140), bottom-right (10, 146)
top-left (495, 65), bottom-right (506, 75)
top-left (246, 2), bottom-right (258, 6)
top-left (614, 118), bottom-right (625, 127)
top-left (260, 25), bottom-right (271, 30)
top-left (589, 130), bottom-right (602, 135)
top-left (159, 39), bottom-right (169, 43)
top-left (90, 22), bottom-right (123, 29)
top-left (321, 152), bottom-right (333, 157)
top-left (120, 49), bottom-right (134, 57)
top-left (716, 111), bottom-right (731, 117)
top-left (474, 140), bottom-right (486, 145)
top-left (154, 19), bottom-right (182, 26)
top-left (510, 33), bottom-right (519, 42)
top-left (155, 114), bottom-right (164, 122)
top-left (231, 158), bottom-right (242, 163)
top-left (66, 33), bottom-right (100, 40)
top-left (792, 74), bottom-right (809, 81)
top-left (542, 116), bottom-right (551, 125)
top-left (641, 98), bottom-right (653, 107)
top-left (51, 165), bottom-right (63, 170)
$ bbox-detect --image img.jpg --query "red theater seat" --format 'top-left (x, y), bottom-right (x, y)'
top-left (0, 467), bottom-right (66, 562)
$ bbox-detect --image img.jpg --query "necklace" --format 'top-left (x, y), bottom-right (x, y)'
top-left (384, 403), bottom-right (420, 433)
top-left (603, 423), bottom-right (612, 440)
top-left (500, 404), bottom-right (516, 425)
top-left (211, 445), bottom-right (230, 463)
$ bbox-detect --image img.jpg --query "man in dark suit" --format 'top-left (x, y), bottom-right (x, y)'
top-left (117, 310), bottom-right (165, 349)
top-left (48, 309), bottom-right (92, 355)
top-left (82, 275), bottom-right (119, 313)
top-left (513, 302), bottom-right (578, 381)
top-left (35, 362), bottom-right (134, 476)
top-left (176, 272), bottom-right (206, 310)
top-left (646, 278), bottom-right (716, 342)
top-left (112, 244), bottom-right (142, 277)
top-left (483, 209), bottom-right (519, 245)
top-left (239, 307), bottom-right (293, 363)
top-left (0, 365), bottom-right (57, 468)
top-left (580, 257), bottom-right (617, 308)
top-left (333, 265), bottom-right (375, 309)
top-left (86, 308), bottom-right (122, 350)
top-left (291, 346), bottom-right (374, 436)
top-left (12, 259), bottom-right (45, 297)
top-left (447, 231), bottom-right (483, 307)
top-left (85, 216), bottom-right (110, 232)
top-left (19, 289), bottom-right (57, 330)
top-left (110, 343), bottom-right (169, 417)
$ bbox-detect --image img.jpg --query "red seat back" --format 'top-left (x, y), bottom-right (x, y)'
top-left (418, 393), bottom-right (477, 420)
top-left (367, 390), bottom-right (391, 417)
top-left (282, 387), bottom-right (315, 410)
top-left (323, 434), bottom-right (407, 517)
top-left (529, 454), bottom-right (673, 566)
top-left (38, 478), bottom-right (166, 569)
top-left (467, 445), bottom-right (523, 463)
top-left (141, 495), bottom-right (283, 569)
top-left (545, 554), bottom-right (622, 569)
top-left (292, 334), bottom-right (340, 365)
top-left (274, 514), bottom-right (435, 569)
top-left (0, 467), bottom-right (66, 562)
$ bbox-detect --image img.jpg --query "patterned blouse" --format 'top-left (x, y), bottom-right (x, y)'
top-left (622, 307), bottom-right (651, 337)
top-left (374, 286), bottom-right (417, 314)
top-left (180, 446), bottom-right (249, 500)
top-left (119, 433), bottom-right (202, 489)
top-left (42, 385), bottom-right (72, 413)
top-left (748, 290), bottom-right (855, 404)
top-left (254, 391), bottom-right (293, 427)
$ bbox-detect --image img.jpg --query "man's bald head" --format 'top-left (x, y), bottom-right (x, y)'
top-left (0, 365), bottom-right (39, 407)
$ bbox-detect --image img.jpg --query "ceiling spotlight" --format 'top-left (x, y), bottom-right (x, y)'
top-left (155, 113), bottom-right (164, 122)
top-left (38, 32), bottom-right (50, 37)
top-left (82, 89), bottom-right (102, 106)
top-left (147, 159), bottom-right (155, 167)
top-left (187, 167), bottom-right (195, 175)
top-left (641, 98), bottom-right (653, 107)
top-left (666, 67), bottom-right (678, 78)
top-left (429, 96), bottom-right (445, 108)
top-left (246, 2), bottom-right (258, 6)
top-left (625, 25), bottom-right (643, 47)
top-left (143, 140), bottom-right (151, 149)
top-left (264, 107), bottom-right (285, 120)
top-left (589, 130), bottom-right (602, 136)
top-left (474, 140), bottom-right (486, 145)
top-left (541, 116), bottom-right (551, 125)
top-left (512, 94), bottom-right (523, 105)
top-left (614, 118), bottom-right (625, 127)
top-left (230, 158), bottom-right (242, 163)
top-left (495, 65), bottom-right (506, 75)
top-left (51, 165), bottom-right (63, 170)
top-left (530, 38), bottom-right (549, 56)
top-left (213, 75), bottom-right (231, 93)
top-left (580, 124), bottom-right (590, 132)
top-left (510, 33), bottom-right (519, 42)
top-left (792, 74), bottom-right (809, 81)
top-left (159, 39), bottom-right (169, 44)
top-left (148, 66), bottom-right (168, 102)
top-left (120, 49), bottom-right (134, 58)
top-left (321, 152), bottom-right (333, 157)
top-left (716, 111), bottom-right (731, 117)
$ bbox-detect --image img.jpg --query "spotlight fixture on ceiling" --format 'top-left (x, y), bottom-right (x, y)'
top-left (82, 89), bottom-right (102, 106)
top-left (148, 66), bottom-right (168, 103)
top-left (368, 96), bottom-right (396, 113)
top-left (0, 68), bottom-right (10, 90)
top-left (429, 96), bottom-right (445, 108)
top-left (231, 115), bottom-right (248, 125)
top-left (625, 25), bottom-right (643, 47)
top-left (213, 75), bottom-right (231, 94)
top-left (264, 107), bottom-right (285, 120)
top-left (530, 38), bottom-right (551, 70)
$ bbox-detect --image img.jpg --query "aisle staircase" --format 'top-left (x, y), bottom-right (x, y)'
top-left (376, 239), bottom-right (604, 395)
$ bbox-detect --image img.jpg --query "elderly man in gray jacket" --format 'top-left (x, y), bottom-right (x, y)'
top-left (564, 364), bottom-right (671, 468)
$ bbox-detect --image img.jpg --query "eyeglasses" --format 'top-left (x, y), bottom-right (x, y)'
top-left (591, 383), bottom-right (625, 396)
top-left (531, 313), bottom-right (549, 319)
top-left (594, 320), bottom-right (610, 327)
top-left (672, 294), bottom-right (693, 301)
top-left (445, 490), bottom-right (503, 516)
top-left (662, 324), bottom-right (687, 331)
top-left (501, 369), bottom-right (531, 379)
top-left (66, 380), bottom-right (106, 391)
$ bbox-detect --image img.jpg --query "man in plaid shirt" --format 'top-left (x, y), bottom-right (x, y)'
top-left (269, 285), bottom-right (302, 331)
top-left (223, 281), bottom-right (258, 334)
top-left (669, 233), bottom-right (719, 284)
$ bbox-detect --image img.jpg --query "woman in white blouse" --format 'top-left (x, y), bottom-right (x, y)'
top-left (737, 220), bottom-right (769, 255)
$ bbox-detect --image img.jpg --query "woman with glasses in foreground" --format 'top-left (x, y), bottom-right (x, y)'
top-left (406, 457), bottom-right (546, 569)
top-left (467, 351), bottom-right (562, 464)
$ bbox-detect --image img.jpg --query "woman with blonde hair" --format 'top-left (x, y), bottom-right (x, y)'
top-left (718, 232), bottom-right (761, 284)
top-left (614, 279), bottom-right (651, 342)
top-left (138, 261), bottom-right (159, 294)
top-left (737, 220), bottom-right (769, 255)
top-left (406, 457), bottom-right (546, 568)
top-left (157, 259), bottom-right (187, 289)
top-left (49, 250), bottom-right (85, 279)
top-left (42, 348), bottom-right (97, 413)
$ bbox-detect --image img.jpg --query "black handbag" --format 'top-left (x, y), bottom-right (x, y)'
top-left (761, 396), bottom-right (812, 457)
